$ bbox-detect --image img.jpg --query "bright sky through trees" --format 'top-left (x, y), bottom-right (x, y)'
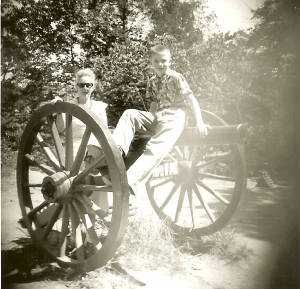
top-left (207, 0), bottom-right (265, 32)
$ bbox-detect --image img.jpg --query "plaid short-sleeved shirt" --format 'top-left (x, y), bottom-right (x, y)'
top-left (146, 69), bottom-right (193, 110)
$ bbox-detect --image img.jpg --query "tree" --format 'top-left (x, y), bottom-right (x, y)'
top-left (1, 0), bottom-right (211, 143)
top-left (3, 0), bottom-right (296, 179)
top-left (1, 0), bottom-right (152, 146)
top-left (245, 0), bottom-right (300, 175)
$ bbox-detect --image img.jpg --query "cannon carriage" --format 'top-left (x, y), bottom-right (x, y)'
top-left (17, 101), bottom-right (247, 272)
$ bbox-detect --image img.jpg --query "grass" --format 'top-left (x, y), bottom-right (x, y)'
top-left (1, 152), bottom-right (253, 288)
top-left (66, 268), bottom-right (134, 289)
top-left (64, 211), bottom-right (192, 289)
top-left (116, 210), bottom-right (191, 272)
top-left (2, 214), bottom-right (253, 289)
top-left (72, 213), bottom-right (253, 289)
top-left (2, 203), bottom-right (253, 289)
top-left (201, 229), bottom-right (253, 263)
top-left (1, 149), bottom-right (18, 176)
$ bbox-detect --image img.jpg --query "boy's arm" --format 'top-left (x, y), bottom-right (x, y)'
top-left (186, 94), bottom-right (208, 136)
top-left (176, 74), bottom-right (207, 135)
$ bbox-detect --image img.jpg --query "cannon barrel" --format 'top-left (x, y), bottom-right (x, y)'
top-left (176, 124), bottom-right (247, 146)
top-left (125, 124), bottom-right (247, 168)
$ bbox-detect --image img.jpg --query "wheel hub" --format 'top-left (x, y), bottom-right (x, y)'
top-left (41, 171), bottom-right (74, 203)
top-left (175, 161), bottom-right (195, 183)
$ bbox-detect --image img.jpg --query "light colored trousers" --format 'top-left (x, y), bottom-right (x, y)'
top-left (112, 108), bottom-right (186, 187)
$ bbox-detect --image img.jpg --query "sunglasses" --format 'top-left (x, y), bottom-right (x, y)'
top-left (77, 83), bottom-right (93, 88)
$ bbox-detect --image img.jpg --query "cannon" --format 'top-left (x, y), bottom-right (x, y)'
top-left (17, 102), bottom-right (247, 272)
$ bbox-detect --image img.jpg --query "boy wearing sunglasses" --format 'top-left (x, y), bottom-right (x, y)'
top-left (46, 69), bottom-right (108, 160)
top-left (74, 68), bottom-right (108, 126)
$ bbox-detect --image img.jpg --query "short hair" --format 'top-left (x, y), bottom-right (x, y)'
top-left (150, 45), bottom-right (171, 58)
top-left (75, 68), bottom-right (96, 83)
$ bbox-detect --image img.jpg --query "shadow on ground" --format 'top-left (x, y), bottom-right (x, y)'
top-left (2, 180), bottom-right (299, 289)
top-left (233, 185), bottom-right (298, 243)
top-left (1, 237), bottom-right (69, 289)
top-left (231, 185), bottom-right (300, 289)
top-left (2, 237), bottom-right (148, 289)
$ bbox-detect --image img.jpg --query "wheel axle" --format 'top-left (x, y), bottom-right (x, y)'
top-left (175, 161), bottom-right (196, 183)
top-left (41, 171), bottom-right (74, 203)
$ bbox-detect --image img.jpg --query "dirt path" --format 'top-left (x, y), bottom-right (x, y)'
top-left (1, 156), bottom-right (298, 289)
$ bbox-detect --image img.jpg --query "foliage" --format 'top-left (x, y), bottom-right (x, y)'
top-left (202, 230), bottom-right (253, 262)
top-left (246, 0), bottom-right (299, 174)
top-left (1, 0), bottom-right (299, 176)
top-left (145, 0), bottom-right (299, 175)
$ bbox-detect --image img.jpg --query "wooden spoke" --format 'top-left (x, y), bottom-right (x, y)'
top-left (76, 194), bottom-right (107, 219)
top-left (165, 153), bottom-right (177, 162)
top-left (174, 185), bottom-right (186, 223)
top-left (23, 201), bottom-right (48, 222)
top-left (72, 155), bottom-right (106, 185)
top-left (58, 205), bottom-right (70, 257)
top-left (158, 183), bottom-right (179, 212)
top-left (173, 146), bottom-right (183, 159)
top-left (26, 183), bottom-right (43, 187)
top-left (47, 116), bottom-right (65, 167)
top-left (75, 184), bottom-right (110, 213)
top-left (28, 201), bottom-right (48, 217)
top-left (70, 127), bottom-right (91, 176)
top-left (197, 180), bottom-right (229, 205)
top-left (35, 204), bottom-right (58, 227)
top-left (68, 203), bottom-right (85, 262)
top-left (25, 154), bottom-right (55, 175)
top-left (72, 200), bottom-right (102, 250)
top-left (73, 184), bottom-right (112, 193)
top-left (187, 186), bottom-right (195, 228)
top-left (164, 163), bottom-right (169, 176)
top-left (196, 152), bottom-right (231, 169)
top-left (42, 204), bottom-right (63, 240)
top-left (55, 113), bottom-right (65, 132)
top-left (183, 146), bottom-right (190, 160)
top-left (192, 184), bottom-right (215, 223)
top-left (197, 172), bottom-right (234, 182)
top-left (65, 114), bottom-right (74, 170)
top-left (151, 177), bottom-right (173, 189)
top-left (150, 165), bottom-right (176, 179)
top-left (75, 194), bottom-right (97, 217)
top-left (73, 198), bottom-right (97, 226)
top-left (36, 133), bottom-right (61, 170)
top-left (88, 199), bottom-right (108, 220)
top-left (188, 147), bottom-right (197, 161)
top-left (67, 204), bottom-right (77, 242)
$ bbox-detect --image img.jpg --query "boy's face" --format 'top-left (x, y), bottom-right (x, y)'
top-left (150, 52), bottom-right (171, 76)
top-left (76, 75), bottom-right (95, 99)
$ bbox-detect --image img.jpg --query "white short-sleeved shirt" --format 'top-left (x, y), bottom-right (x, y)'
top-left (87, 100), bottom-right (108, 147)
top-left (65, 100), bottom-right (108, 152)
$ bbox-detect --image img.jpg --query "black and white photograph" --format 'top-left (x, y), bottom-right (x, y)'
top-left (1, 0), bottom-right (299, 288)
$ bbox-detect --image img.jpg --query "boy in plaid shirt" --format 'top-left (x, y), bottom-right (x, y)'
top-left (96, 45), bottom-right (207, 191)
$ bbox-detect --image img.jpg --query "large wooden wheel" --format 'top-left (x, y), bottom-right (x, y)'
top-left (146, 110), bottom-right (247, 237)
top-left (17, 102), bottom-right (129, 272)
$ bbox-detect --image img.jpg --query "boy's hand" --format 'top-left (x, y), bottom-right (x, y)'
top-left (197, 122), bottom-right (208, 136)
top-left (38, 96), bottom-right (63, 109)
top-left (50, 96), bottom-right (64, 104)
